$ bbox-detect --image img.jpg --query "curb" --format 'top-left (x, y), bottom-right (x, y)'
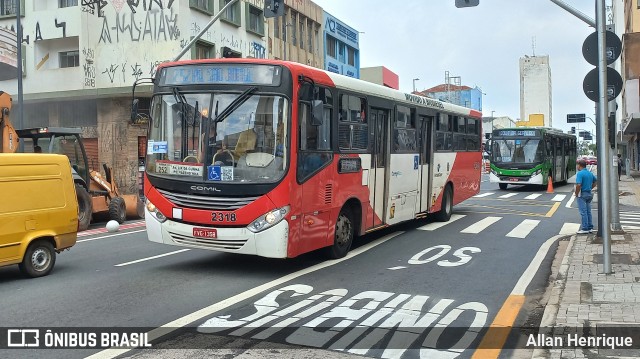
top-left (530, 235), bottom-right (576, 359)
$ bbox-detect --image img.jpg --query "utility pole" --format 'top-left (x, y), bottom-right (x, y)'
top-left (595, 0), bottom-right (613, 273)
top-left (16, 0), bottom-right (23, 133)
top-left (549, 0), bottom-right (612, 273)
top-left (610, 100), bottom-right (622, 232)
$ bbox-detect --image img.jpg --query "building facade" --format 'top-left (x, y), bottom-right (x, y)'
top-left (323, 11), bottom-right (359, 78)
top-left (0, 0), bottom-right (269, 194)
top-left (417, 84), bottom-right (483, 112)
top-left (520, 55), bottom-right (552, 128)
top-left (266, 0), bottom-right (323, 69)
top-left (621, 0), bottom-right (640, 170)
top-left (361, 66), bottom-right (398, 90)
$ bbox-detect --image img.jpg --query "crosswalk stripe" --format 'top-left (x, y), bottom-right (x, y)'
top-left (417, 214), bottom-right (465, 231)
top-left (620, 213), bottom-right (640, 218)
top-left (506, 219), bottom-right (541, 239)
top-left (620, 220), bottom-right (640, 224)
top-left (623, 225), bottom-right (640, 230)
top-left (552, 195), bottom-right (567, 202)
top-left (499, 193), bottom-right (518, 199)
top-left (524, 194), bottom-right (542, 200)
top-left (474, 193), bottom-right (495, 198)
top-left (461, 217), bottom-right (502, 234)
top-left (559, 223), bottom-right (580, 235)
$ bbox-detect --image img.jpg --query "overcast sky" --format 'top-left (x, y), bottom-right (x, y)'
top-left (313, 0), bottom-right (610, 134)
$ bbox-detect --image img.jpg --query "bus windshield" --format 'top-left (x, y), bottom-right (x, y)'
top-left (147, 92), bottom-right (289, 183)
top-left (491, 138), bottom-right (544, 164)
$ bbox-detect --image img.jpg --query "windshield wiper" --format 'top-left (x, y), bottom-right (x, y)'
top-left (214, 86), bottom-right (259, 123)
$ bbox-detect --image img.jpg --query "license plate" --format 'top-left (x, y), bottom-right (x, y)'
top-left (193, 228), bottom-right (217, 239)
top-left (509, 177), bottom-right (519, 182)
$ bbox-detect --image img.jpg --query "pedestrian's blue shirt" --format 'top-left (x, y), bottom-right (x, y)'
top-left (576, 168), bottom-right (596, 192)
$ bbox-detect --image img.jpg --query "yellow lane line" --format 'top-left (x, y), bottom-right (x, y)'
top-left (471, 295), bottom-right (525, 359)
top-left (545, 202), bottom-right (561, 218)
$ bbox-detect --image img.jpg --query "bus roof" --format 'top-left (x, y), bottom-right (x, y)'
top-left (156, 58), bottom-right (483, 119)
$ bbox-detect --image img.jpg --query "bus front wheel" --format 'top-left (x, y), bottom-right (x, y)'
top-left (326, 208), bottom-right (354, 259)
top-left (499, 183), bottom-right (508, 190)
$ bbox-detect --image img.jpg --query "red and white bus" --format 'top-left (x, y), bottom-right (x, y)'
top-left (136, 59), bottom-right (483, 259)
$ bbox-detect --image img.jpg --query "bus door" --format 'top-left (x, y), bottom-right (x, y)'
top-left (369, 108), bottom-right (389, 227)
top-left (386, 107), bottom-right (420, 225)
top-left (418, 115), bottom-right (433, 213)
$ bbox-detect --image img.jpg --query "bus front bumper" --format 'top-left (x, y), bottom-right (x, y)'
top-left (144, 207), bottom-right (289, 259)
top-left (489, 172), bottom-right (544, 185)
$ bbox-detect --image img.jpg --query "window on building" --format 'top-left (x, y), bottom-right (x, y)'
top-left (190, 0), bottom-right (213, 14)
top-left (194, 41), bottom-right (214, 59)
top-left (299, 18), bottom-right (304, 49)
top-left (327, 36), bottom-right (337, 58)
top-left (59, 50), bottom-right (80, 68)
top-left (247, 4), bottom-right (264, 36)
top-left (347, 47), bottom-right (356, 66)
top-left (59, 0), bottom-right (78, 7)
top-left (1, 0), bottom-right (17, 15)
top-left (220, 0), bottom-right (240, 26)
top-left (339, 94), bottom-right (368, 152)
top-left (308, 22), bottom-right (313, 52)
top-left (338, 43), bottom-right (345, 62)
top-left (315, 27), bottom-right (320, 55)
top-left (291, 12), bottom-right (297, 46)
top-left (274, 16), bottom-right (280, 38)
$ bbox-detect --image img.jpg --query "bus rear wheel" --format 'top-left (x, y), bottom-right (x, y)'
top-left (499, 183), bottom-right (508, 190)
top-left (326, 208), bottom-right (354, 259)
top-left (434, 185), bottom-right (453, 222)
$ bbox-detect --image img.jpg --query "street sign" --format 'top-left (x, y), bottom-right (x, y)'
top-left (567, 114), bottom-right (586, 123)
top-left (583, 67), bottom-right (623, 102)
top-left (582, 31), bottom-right (622, 66)
top-left (579, 131), bottom-right (590, 138)
top-left (584, 135), bottom-right (593, 141)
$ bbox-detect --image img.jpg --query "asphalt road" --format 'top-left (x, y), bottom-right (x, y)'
top-left (2, 175), bottom-right (637, 359)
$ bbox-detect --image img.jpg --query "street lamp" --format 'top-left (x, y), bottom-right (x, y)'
top-left (490, 110), bottom-right (496, 133)
top-left (412, 78), bottom-right (420, 93)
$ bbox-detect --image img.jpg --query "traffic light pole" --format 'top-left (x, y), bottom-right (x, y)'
top-left (596, 0), bottom-right (612, 274)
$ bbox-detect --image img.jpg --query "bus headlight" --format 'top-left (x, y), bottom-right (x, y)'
top-left (146, 199), bottom-right (167, 223)
top-left (532, 169), bottom-right (542, 177)
top-left (248, 206), bottom-right (289, 233)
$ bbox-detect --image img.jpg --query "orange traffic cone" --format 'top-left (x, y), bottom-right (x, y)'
top-left (547, 176), bottom-right (554, 193)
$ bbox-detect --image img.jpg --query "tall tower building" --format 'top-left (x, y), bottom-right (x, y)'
top-left (520, 55), bottom-right (552, 127)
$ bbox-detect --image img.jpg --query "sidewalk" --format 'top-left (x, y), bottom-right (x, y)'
top-left (532, 170), bottom-right (640, 358)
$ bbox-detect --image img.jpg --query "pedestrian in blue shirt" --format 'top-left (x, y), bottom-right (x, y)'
top-left (575, 159), bottom-right (597, 234)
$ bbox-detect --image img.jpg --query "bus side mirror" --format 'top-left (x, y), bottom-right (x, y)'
top-left (311, 100), bottom-right (324, 126)
top-left (131, 99), bottom-right (139, 123)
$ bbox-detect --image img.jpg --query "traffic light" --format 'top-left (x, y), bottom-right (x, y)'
top-left (571, 127), bottom-right (576, 134)
top-left (455, 0), bottom-right (479, 7)
top-left (264, 0), bottom-right (285, 18)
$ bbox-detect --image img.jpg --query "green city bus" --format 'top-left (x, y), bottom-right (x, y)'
top-left (489, 127), bottom-right (577, 190)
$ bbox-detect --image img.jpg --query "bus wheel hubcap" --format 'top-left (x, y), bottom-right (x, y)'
top-left (336, 215), bottom-right (351, 247)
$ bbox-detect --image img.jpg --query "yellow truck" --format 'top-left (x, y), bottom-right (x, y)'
top-left (0, 154), bottom-right (78, 277)
top-left (1, 91), bottom-right (78, 277)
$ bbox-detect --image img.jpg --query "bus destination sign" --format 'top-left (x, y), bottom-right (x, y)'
top-left (160, 64), bottom-right (282, 87)
top-left (495, 130), bottom-right (538, 137)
